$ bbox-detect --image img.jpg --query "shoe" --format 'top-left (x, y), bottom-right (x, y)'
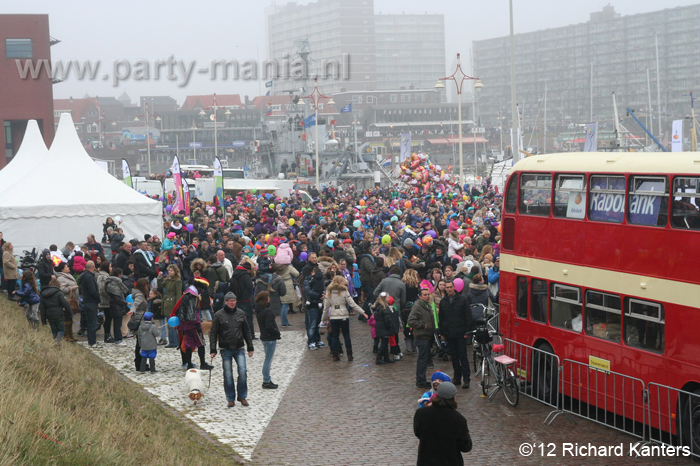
top-left (394, 355), bottom-right (401, 361)
top-left (428, 362), bottom-right (434, 369)
top-left (252, 336), bottom-right (258, 340)
top-left (114, 341), bottom-right (127, 347)
top-left (157, 339), bottom-right (167, 345)
top-left (462, 380), bottom-right (470, 389)
top-left (237, 398), bottom-right (249, 407)
top-left (376, 360), bottom-right (387, 365)
top-left (88, 343), bottom-right (103, 349)
top-left (227, 401), bottom-right (235, 408)
top-left (165, 344), bottom-right (177, 348)
top-left (262, 382), bottom-right (279, 389)
top-left (77, 329), bottom-right (84, 337)
top-left (316, 341), bottom-right (326, 348)
top-left (398, 352), bottom-right (404, 358)
top-left (416, 381), bottom-right (431, 389)
top-left (308, 343), bottom-right (318, 350)
top-left (125, 334), bottom-right (134, 339)
top-left (332, 351), bottom-right (340, 362)
top-left (104, 336), bottom-right (114, 343)
top-left (200, 362), bottom-right (214, 371)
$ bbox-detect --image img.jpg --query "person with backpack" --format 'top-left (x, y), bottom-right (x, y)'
top-left (230, 260), bottom-right (256, 338)
top-left (157, 264), bottom-right (182, 348)
top-left (275, 263), bottom-right (298, 326)
top-left (105, 267), bottom-right (130, 346)
top-left (464, 274), bottom-right (496, 324)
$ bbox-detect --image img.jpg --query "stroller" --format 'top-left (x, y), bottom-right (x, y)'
top-left (431, 331), bottom-right (450, 362)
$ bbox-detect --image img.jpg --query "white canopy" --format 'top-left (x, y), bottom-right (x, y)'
top-left (0, 120), bottom-right (49, 195)
top-left (0, 113), bottom-right (162, 254)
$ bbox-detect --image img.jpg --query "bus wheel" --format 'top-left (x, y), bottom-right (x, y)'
top-left (679, 389), bottom-right (700, 456)
top-left (532, 343), bottom-right (558, 405)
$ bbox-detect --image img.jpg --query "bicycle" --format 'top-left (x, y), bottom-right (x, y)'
top-left (471, 321), bottom-right (519, 407)
top-left (471, 304), bottom-right (498, 376)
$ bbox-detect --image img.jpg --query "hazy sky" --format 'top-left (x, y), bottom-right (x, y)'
top-left (4, 0), bottom-right (697, 105)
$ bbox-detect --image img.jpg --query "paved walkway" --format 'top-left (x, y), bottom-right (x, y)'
top-left (83, 313), bottom-right (691, 465)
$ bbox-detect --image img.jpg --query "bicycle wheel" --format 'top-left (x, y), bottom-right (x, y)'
top-left (502, 367), bottom-right (520, 407)
top-left (481, 357), bottom-right (491, 396)
top-left (473, 346), bottom-right (483, 376)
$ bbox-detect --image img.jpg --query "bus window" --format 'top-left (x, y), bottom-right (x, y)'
top-left (627, 176), bottom-right (668, 227)
top-left (531, 279), bottom-right (547, 323)
top-left (588, 175), bottom-right (625, 223)
top-left (505, 175), bottom-right (518, 214)
top-left (516, 277), bottom-right (528, 318)
top-left (550, 283), bottom-right (582, 332)
top-left (585, 291), bottom-right (621, 343)
top-left (553, 174), bottom-right (586, 219)
top-left (671, 177), bottom-right (700, 230)
top-left (624, 299), bottom-right (664, 353)
top-left (519, 173), bottom-right (552, 216)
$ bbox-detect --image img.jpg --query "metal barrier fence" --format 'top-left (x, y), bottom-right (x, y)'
top-left (646, 383), bottom-right (700, 459)
top-left (547, 358), bottom-right (646, 440)
top-left (503, 339), bottom-right (561, 410)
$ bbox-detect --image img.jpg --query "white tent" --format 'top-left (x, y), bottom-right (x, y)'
top-left (0, 113), bottom-right (162, 254)
top-left (0, 120), bottom-right (49, 195)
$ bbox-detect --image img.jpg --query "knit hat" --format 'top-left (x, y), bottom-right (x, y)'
top-left (431, 371), bottom-right (452, 383)
top-left (167, 232), bottom-right (176, 239)
top-left (436, 381), bottom-right (458, 399)
top-left (143, 312), bottom-right (154, 321)
top-left (260, 249), bottom-right (269, 256)
top-left (403, 238), bottom-right (414, 249)
top-left (42, 249), bottom-right (50, 256)
top-left (239, 262), bottom-right (252, 270)
top-left (224, 292), bottom-right (237, 301)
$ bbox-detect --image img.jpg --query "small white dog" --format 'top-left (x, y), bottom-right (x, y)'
top-left (184, 369), bottom-right (206, 405)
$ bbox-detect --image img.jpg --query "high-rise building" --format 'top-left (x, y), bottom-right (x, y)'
top-left (0, 14), bottom-right (56, 167)
top-left (265, 0), bottom-right (446, 96)
top-left (375, 14), bottom-right (445, 91)
top-left (473, 4), bottom-right (700, 142)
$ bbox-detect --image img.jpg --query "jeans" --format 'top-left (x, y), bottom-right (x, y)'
top-left (447, 337), bottom-right (471, 382)
top-left (280, 303), bottom-right (290, 326)
top-left (361, 282), bottom-right (374, 305)
top-left (112, 315), bottom-right (123, 343)
top-left (84, 303), bottom-right (98, 345)
top-left (262, 340), bottom-right (277, 383)
top-left (201, 309), bottom-right (212, 321)
top-left (378, 336), bottom-right (389, 361)
top-left (49, 320), bottom-right (65, 341)
top-left (168, 324), bottom-right (179, 346)
top-left (221, 347), bottom-right (247, 401)
top-left (159, 318), bottom-right (168, 341)
top-left (102, 308), bottom-right (112, 338)
top-left (305, 307), bottom-right (321, 344)
top-left (330, 319), bottom-right (352, 353)
top-left (415, 339), bottom-right (431, 383)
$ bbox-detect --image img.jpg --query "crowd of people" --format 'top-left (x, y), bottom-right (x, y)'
top-left (0, 177), bottom-right (502, 416)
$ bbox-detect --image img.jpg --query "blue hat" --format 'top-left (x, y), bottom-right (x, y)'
top-left (143, 312), bottom-right (154, 321)
top-left (431, 371), bottom-right (452, 383)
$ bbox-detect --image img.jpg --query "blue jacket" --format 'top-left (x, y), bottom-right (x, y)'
top-left (16, 282), bottom-right (40, 305)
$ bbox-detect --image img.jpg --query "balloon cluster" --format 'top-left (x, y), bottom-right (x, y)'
top-left (398, 153), bottom-right (456, 195)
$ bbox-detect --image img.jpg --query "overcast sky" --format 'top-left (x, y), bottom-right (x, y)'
top-left (4, 0), bottom-right (697, 105)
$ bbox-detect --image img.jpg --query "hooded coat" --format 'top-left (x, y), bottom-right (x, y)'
top-left (253, 275), bottom-right (287, 316)
top-left (323, 281), bottom-right (363, 320)
top-left (274, 242), bottom-right (294, 265)
top-left (276, 264), bottom-right (299, 304)
top-left (39, 286), bottom-right (71, 324)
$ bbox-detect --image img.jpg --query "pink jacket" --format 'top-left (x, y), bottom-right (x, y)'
top-left (274, 243), bottom-right (294, 265)
top-left (368, 315), bottom-right (377, 339)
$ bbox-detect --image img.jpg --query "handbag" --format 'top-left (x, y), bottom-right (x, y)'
top-left (68, 297), bottom-right (80, 314)
top-left (127, 313), bottom-right (143, 332)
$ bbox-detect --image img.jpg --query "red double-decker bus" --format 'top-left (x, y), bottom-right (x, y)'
top-left (499, 151), bottom-right (700, 448)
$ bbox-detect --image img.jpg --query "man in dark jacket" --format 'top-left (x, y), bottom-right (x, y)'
top-left (133, 241), bottom-right (157, 280)
top-left (113, 242), bottom-right (132, 270)
top-left (408, 288), bottom-right (436, 388)
top-left (303, 266), bottom-right (326, 350)
top-left (413, 382), bottom-right (472, 466)
top-left (439, 281), bottom-right (473, 389)
top-left (358, 243), bottom-right (377, 304)
top-left (230, 262), bottom-right (255, 337)
top-left (39, 280), bottom-right (72, 345)
top-left (79, 261), bottom-right (101, 348)
top-left (36, 249), bottom-right (55, 289)
top-left (210, 292), bottom-right (254, 407)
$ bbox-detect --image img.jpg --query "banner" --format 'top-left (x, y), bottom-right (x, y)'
top-left (583, 122), bottom-right (598, 152)
top-left (400, 132), bottom-right (411, 163)
top-left (303, 113), bottom-right (316, 128)
top-left (122, 158), bottom-right (132, 188)
top-left (172, 156), bottom-right (185, 214)
top-left (672, 120), bottom-right (683, 152)
top-left (214, 157), bottom-right (224, 211)
top-left (183, 178), bottom-right (191, 216)
top-left (340, 103), bottom-right (352, 113)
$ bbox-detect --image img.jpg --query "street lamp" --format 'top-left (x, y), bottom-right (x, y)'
top-left (134, 102), bottom-right (153, 175)
top-left (302, 78), bottom-right (328, 190)
top-left (434, 79), bottom-right (445, 103)
top-left (441, 53), bottom-right (479, 187)
top-left (473, 79), bottom-right (483, 177)
top-left (207, 94), bottom-right (221, 161)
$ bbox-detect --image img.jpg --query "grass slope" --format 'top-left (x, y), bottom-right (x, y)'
top-left (0, 298), bottom-right (241, 466)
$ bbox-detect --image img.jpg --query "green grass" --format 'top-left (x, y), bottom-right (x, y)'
top-left (0, 298), bottom-right (242, 466)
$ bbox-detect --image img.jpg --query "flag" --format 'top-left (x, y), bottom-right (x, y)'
top-left (265, 80), bottom-right (273, 88)
top-left (214, 157), bottom-right (224, 209)
top-left (122, 158), bottom-right (132, 188)
top-left (183, 178), bottom-right (191, 216)
top-left (172, 155), bottom-right (185, 214)
top-left (340, 103), bottom-right (352, 113)
top-left (583, 122), bottom-right (598, 152)
top-left (265, 90), bottom-right (270, 96)
top-left (303, 113), bottom-right (316, 128)
top-left (400, 132), bottom-right (411, 163)
top-left (672, 120), bottom-right (683, 152)
top-left (265, 107), bottom-right (273, 116)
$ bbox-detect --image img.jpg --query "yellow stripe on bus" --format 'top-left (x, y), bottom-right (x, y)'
top-left (500, 254), bottom-right (700, 309)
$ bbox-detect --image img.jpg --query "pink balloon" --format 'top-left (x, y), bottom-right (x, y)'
top-left (453, 278), bottom-right (464, 293)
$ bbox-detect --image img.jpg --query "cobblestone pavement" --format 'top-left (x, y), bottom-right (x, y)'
top-left (79, 314), bottom-right (692, 466)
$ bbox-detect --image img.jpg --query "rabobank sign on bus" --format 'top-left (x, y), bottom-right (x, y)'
top-left (589, 193), bottom-right (661, 225)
